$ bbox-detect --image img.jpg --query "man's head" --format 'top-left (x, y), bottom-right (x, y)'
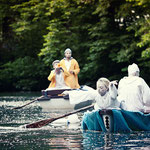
top-left (52, 60), bottom-right (60, 69)
top-left (64, 48), bottom-right (72, 59)
top-left (97, 78), bottom-right (110, 96)
top-left (128, 63), bottom-right (140, 77)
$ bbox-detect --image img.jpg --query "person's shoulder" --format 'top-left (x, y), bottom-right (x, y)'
top-left (119, 76), bottom-right (128, 82)
top-left (137, 76), bottom-right (147, 83)
top-left (51, 70), bottom-right (55, 73)
top-left (71, 58), bottom-right (78, 63)
top-left (130, 76), bottom-right (148, 86)
top-left (133, 76), bottom-right (143, 81)
top-left (118, 76), bottom-right (128, 87)
top-left (60, 58), bottom-right (65, 62)
top-left (48, 70), bottom-right (55, 76)
top-left (123, 76), bottom-right (128, 79)
top-left (138, 76), bottom-right (144, 80)
top-left (60, 58), bottom-right (65, 61)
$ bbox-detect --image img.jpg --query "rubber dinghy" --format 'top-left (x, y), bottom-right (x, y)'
top-left (37, 88), bottom-right (93, 111)
top-left (81, 109), bottom-right (150, 132)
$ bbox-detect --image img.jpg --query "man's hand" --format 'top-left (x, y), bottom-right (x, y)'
top-left (69, 70), bottom-right (74, 74)
top-left (110, 80), bottom-right (118, 86)
top-left (55, 67), bottom-right (61, 74)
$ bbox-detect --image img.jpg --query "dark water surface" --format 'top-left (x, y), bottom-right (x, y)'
top-left (0, 92), bottom-right (150, 150)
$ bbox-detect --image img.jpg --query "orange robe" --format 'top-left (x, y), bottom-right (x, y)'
top-left (60, 58), bottom-right (80, 89)
top-left (47, 70), bottom-right (69, 88)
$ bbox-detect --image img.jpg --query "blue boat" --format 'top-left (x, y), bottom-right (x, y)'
top-left (81, 109), bottom-right (150, 132)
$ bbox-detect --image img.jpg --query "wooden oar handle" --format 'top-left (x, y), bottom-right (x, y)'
top-left (13, 96), bottom-right (44, 110)
top-left (58, 104), bottom-right (95, 119)
top-left (26, 104), bottom-right (95, 128)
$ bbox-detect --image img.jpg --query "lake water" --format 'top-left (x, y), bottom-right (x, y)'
top-left (0, 92), bottom-right (150, 150)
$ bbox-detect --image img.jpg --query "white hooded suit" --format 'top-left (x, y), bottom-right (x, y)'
top-left (118, 64), bottom-right (150, 112)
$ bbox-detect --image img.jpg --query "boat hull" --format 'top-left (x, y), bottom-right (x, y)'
top-left (37, 96), bottom-right (93, 112)
top-left (82, 109), bottom-right (150, 132)
top-left (38, 89), bottom-right (93, 111)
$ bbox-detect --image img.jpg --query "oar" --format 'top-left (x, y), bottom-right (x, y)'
top-left (13, 96), bottom-right (44, 110)
top-left (26, 104), bottom-right (94, 128)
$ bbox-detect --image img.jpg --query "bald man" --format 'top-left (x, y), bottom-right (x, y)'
top-left (60, 48), bottom-right (80, 89)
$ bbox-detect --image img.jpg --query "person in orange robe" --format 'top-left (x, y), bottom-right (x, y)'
top-left (47, 60), bottom-right (70, 88)
top-left (60, 48), bottom-right (80, 89)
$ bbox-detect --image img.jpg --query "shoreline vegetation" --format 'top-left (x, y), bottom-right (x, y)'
top-left (1, 0), bottom-right (150, 92)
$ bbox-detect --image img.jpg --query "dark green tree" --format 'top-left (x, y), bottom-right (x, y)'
top-left (0, 0), bottom-right (150, 91)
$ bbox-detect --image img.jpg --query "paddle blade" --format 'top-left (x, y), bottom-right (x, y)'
top-left (26, 118), bottom-right (56, 128)
top-left (13, 106), bottom-right (23, 110)
top-left (26, 104), bottom-right (94, 128)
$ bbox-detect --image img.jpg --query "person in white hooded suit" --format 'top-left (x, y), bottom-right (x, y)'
top-left (63, 77), bottom-right (120, 110)
top-left (118, 63), bottom-right (150, 112)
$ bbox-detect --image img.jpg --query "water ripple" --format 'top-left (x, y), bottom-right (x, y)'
top-left (0, 93), bottom-right (150, 150)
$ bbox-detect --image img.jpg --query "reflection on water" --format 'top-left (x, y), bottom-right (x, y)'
top-left (48, 130), bottom-right (83, 149)
top-left (0, 93), bottom-right (150, 149)
top-left (82, 131), bottom-right (150, 149)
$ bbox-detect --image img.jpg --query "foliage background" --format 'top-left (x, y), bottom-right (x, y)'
top-left (0, 0), bottom-right (150, 91)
